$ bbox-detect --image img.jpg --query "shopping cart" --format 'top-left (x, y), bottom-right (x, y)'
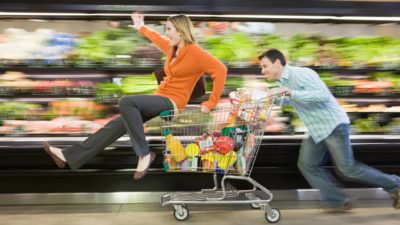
top-left (159, 91), bottom-right (286, 223)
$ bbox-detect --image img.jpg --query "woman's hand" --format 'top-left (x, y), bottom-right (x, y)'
top-left (129, 12), bottom-right (145, 30)
top-left (200, 105), bottom-right (210, 113)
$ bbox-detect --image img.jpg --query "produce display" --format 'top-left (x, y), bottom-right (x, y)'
top-left (95, 82), bottom-right (122, 103)
top-left (0, 71), bottom-right (95, 96)
top-left (2, 68), bottom-right (400, 135)
top-left (320, 71), bottom-right (400, 97)
top-left (0, 98), bottom-right (112, 135)
top-left (203, 32), bottom-right (258, 66)
top-left (206, 75), bottom-right (245, 95)
top-left (1, 22), bottom-right (400, 67)
top-left (73, 28), bottom-right (147, 66)
top-left (120, 74), bottom-right (158, 94)
top-left (1, 21), bottom-right (400, 136)
top-left (0, 28), bottom-right (75, 65)
top-left (203, 29), bottom-right (400, 68)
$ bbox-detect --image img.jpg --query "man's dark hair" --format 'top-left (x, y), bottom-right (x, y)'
top-left (258, 48), bottom-right (286, 66)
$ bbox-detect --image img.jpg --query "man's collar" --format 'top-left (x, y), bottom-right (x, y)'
top-left (278, 64), bottom-right (290, 84)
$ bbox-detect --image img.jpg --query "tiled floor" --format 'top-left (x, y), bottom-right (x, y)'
top-left (0, 200), bottom-right (399, 225)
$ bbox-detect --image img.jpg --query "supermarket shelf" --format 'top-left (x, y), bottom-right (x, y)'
top-left (2, 94), bottom-right (400, 102)
top-left (0, 97), bottom-right (204, 104)
top-left (0, 134), bottom-right (399, 193)
top-left (336, 95), bottom-right (400, 100)
top-left (0, 97), bottom-right (95, 102)
top-left (310, 66), bottom-right (400, 74)
top-left (2, 65), bottom-right (400, 75)
top-left (1, 0), bottom-right (400, 196)
top-left (340, 98), bottom-right (400, 105)
top-left (347, 111), bottom-right (400, 115)
top-left (0, 94), bottom-right (94, 99)
top-left (1, 0), bottom-right (400, 18)
top-left (1, 134), bottom-right (400, 147)
top-left (178, 94), bottom-right (400, 105)
top-left (22, 74), bottom-right (109, 79)
top-left (0, 136), bottom-right (399, 193)
top-left (220, 66), bottom-right (400, 74)
top-left (0, 65), bottom-right (162, 74)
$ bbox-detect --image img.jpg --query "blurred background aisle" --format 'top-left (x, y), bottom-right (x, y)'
top-left (0, 2), bottom-right (400, 220)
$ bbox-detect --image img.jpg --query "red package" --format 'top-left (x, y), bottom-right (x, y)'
top-left (214, 136), bottom-right (234, 155)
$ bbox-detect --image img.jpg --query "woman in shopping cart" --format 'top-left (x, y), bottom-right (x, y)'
top-left (258, 48), bottom-right (400, 211)
top-left (43, 12), bottom-right (227, 180)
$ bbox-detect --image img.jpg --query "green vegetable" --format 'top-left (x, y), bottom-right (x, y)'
top-left (203, 32), bottom-right (258, 65)
top-left (74, 28), bottom-right (147, 63)
top-left (0, 102), bottom-right (42, 120)
top-left (353, 117), bottom-right (383, 132)
top-left (121, 75), bottom-right (158, 94)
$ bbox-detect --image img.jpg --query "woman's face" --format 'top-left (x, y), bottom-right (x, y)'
top-left (165, 21), bottom-right (182, 47)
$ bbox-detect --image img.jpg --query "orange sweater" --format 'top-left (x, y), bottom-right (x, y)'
top-left (139, 26), bottom-right (227, 110)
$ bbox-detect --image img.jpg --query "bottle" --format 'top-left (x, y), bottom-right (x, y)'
top-left (163, 129), bottom-right (186, 162)
top-left (185, 143), bottom-right (200, 171)
top-left (163, 149), bottom-right (177, 171)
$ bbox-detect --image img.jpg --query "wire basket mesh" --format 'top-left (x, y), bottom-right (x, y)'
top-left (160, 98), bottom-right (275, 176)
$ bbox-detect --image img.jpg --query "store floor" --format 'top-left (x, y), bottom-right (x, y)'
top-left (0, 200), bottom-right (399, 225)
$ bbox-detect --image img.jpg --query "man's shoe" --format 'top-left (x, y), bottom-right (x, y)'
top-left (43, 142), bottom-right (67, 169)
top-left (391, 188), bottom-right (400, 209)
top-left (133, 152), bottom-right (156, 180)
top-left (324, 201), bottom-right (352, 213)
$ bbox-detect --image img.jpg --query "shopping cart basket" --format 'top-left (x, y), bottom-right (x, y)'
top-left (159, 91), bottom-right (286, 223)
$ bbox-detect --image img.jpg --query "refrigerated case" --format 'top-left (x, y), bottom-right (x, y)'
top-left (1, 1), bottom-right (400, 193)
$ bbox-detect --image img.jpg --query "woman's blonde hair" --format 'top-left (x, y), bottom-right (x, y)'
top-left (167, 14), bottom-right (197, 45)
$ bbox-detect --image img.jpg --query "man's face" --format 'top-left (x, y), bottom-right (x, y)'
top-left (259, 57), bottom-right (282, 81)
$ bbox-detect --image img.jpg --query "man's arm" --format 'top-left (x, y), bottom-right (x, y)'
top-left (289, 69), bottom-right (330, 103)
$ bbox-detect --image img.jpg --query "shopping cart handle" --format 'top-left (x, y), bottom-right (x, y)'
top-left (256, 91), bottom-right (287, 104)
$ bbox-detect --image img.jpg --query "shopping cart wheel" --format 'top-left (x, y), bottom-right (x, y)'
top-left (265, 208), bottom-right (280, 223)
top-left (251, 202), bottom-right (261, 209)
top-left (250, 196), bottom-right (262, 209)
top-left (173, 204), bottom-right (189, 221)
top-left (246, 193), bottom-right (261, 209)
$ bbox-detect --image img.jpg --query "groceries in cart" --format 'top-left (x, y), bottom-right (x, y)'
top-left (160, 88), bottom-right (285, 223)
top-left (161, 88), bottom-right (273, 175)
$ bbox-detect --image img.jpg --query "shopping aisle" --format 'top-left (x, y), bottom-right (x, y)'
top-left (0, 200), bottom-right (398, 225)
